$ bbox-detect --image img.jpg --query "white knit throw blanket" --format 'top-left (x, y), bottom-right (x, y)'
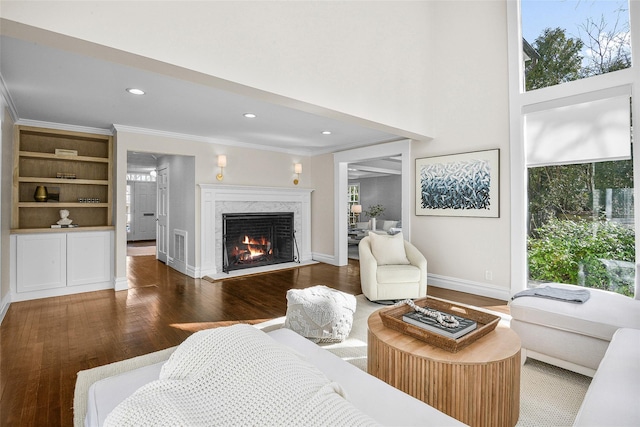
top-left (104, 324), bottom-right (377, 426)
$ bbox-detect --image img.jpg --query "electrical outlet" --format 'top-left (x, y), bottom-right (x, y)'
top-left (485, 270), bottom-right (493, 281)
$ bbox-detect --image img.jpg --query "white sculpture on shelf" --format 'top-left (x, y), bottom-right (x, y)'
top-left (57, 209), bottom-right (73, 225)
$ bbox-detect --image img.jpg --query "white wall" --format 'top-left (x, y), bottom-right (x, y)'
top-left (156, 154), bottom-right (196, 273)
top-left (0, 1), bottom-right (435, 139)
top-left (413, 0), bottom-right (511, 299)
top-left (352, 176), bottom-right (402, 222)
top-left (310, 153), bottom-right (335, 257)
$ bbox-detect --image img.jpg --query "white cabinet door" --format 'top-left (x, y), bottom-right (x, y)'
top-left (16, 234), bottom-right (66, 292)
top-left (67, 231), bottom-right (112, 287)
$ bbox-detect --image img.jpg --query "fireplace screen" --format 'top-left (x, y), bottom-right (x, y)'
top-left (222, 212), bottom-right (296, 273)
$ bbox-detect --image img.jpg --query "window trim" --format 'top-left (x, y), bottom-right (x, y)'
top-left (507, 0), bottom-right (640, 299)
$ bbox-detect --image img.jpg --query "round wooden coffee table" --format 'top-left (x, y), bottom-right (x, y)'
top-left (368, 309), bottom-right (521, 427)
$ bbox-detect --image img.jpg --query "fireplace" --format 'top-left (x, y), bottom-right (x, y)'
top-left (222, 212), bottom-right (297, 273)
top-left (199, 185), bottom-right (312, 279)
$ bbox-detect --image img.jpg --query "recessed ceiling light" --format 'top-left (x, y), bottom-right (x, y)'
top-left (322, 131), bottom-right (332, 135)
top-left (126, 88), bottom-right (145, 95)
top-left (243, 113), bottom-right (257, 118)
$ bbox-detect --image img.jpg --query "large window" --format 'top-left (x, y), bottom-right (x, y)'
top-left (527, 160), bottom-right (635, 296)
top-left (522, 0), bottom-right (631, 91)
top-left (524, 90), bottom-right (634, 296)
top-left (510, 0), bottom-right (638, 298)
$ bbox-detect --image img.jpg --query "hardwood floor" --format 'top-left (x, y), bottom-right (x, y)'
top-left (0, 256), bottom-right (508, 427)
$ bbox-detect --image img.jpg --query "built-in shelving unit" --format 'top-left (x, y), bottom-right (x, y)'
top-left (12, 125), bottom-right (113, 233)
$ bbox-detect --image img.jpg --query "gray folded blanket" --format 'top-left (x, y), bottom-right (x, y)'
top-left (512, 285), bottom-right (591, 303)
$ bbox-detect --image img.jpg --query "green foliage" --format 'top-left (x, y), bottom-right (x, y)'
top-left (594, 160), bottom-right (634, 189)
top-left (528, 164), bottom-right (592, 232)
top-left (363, 204), bottom-right (385, 219)
top-left (528, 161), bottom-right (634, 234)
top-left (528, 219), bottom-right (635, 296)
top-left (526, 28), bottom-right (584, 91)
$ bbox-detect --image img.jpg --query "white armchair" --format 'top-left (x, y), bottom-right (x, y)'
top-left (358, 233), bottom-right (427, 301)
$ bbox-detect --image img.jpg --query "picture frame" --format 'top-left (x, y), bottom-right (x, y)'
top-left (415, 149), bottom-right (499, 217)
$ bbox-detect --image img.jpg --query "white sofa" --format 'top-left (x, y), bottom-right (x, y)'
top-left (510, 284), bottom-right (640, 426)
top-left (572, 327), bottom-right (640, 426)
top-left (84, 327), bottom-right (463, 427)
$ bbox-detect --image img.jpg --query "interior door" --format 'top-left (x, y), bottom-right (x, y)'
top-left (132, 182), bottom-right (157, 241)
top-left (156, 166), bottom-right (169, 263)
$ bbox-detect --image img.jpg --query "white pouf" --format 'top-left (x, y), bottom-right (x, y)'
top-left (284, 285), bottom-right (357, 343)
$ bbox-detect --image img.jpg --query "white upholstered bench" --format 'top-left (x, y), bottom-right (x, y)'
top-left (509, 283), bottom-right (640, 376)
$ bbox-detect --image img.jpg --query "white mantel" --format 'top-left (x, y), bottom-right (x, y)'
top-left (199, 185), bottom-right (314, 279)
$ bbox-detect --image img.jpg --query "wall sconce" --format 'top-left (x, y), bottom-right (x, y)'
top-left (217, 155), bottom-right (227, 181)
top-left (293, 163), bottom-right (302, 185)
top-left (351, 204), bottom-right (362, 222)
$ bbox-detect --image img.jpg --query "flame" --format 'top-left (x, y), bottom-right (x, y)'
top-left (235, 235), bottom-right (271, 259)
top-left (247, 246), bottom-right (264, 258)
top-left (242, 235), bottom-right (269, 245)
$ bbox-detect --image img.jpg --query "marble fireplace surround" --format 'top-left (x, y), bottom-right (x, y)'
top-left (199, 185), bottom-right (314, 279)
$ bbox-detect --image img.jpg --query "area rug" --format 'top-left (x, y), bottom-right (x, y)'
top-left (74, 294), bottom-right (590, 427)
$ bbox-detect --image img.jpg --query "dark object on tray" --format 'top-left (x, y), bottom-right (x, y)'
top-left (402, 310), bottom-right (477, 339)
top-left (379, 297), bottom-right (500, 352)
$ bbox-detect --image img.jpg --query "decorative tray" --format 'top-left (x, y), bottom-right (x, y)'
top-left (378, 297), bottom-right (500, 353)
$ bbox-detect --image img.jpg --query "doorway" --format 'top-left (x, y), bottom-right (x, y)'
top-left (128, 181), bottom-right (157, 241)
top-left (124, 151), bottom-right (195, 279)
top-left (334, 140), bottom-right (412, 266)
top-left (347, 158), bottom-right (403, 260)
top-left (127, 152), bottom-right (159, 260)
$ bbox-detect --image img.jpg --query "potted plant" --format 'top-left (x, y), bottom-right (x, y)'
top-left (364, 204), bottom-right (385, 230)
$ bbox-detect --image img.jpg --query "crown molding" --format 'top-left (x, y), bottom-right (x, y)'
top-left (112, 124), bottom-right (318, 156)
top-left (15, 119), bottom-right (113, 135)
top-left (0, 73), bottom-right (19, 123)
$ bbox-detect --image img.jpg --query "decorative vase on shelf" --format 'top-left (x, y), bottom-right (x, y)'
top-left (371, 217), bottom-right (377, 231)
top-left (34, 186), bottom-right (48, 202)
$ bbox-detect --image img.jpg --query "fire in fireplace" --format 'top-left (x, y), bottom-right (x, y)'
top-left (222, 212), bottom-right (297, 273)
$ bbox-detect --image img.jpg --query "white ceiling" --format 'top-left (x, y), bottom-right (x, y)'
top-left (0, 35), bottom-right (404, 158)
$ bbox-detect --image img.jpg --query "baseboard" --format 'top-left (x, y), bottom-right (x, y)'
top-left (11, 281), bottom-right (114, 302)
top-left (167, 259), bottom-right (198, 279)
top-left (185, 264), bottom-right (197, 278)
top-left (114, 276), bottom-right (129, 291)
top-left (0, 292), bottom-right (11, 325)
top-left (312, 252), bottom-right (336, 265)
top-left (308, 256), bottom-right (511, 301)
top-left (427, 273), bottom-right (511, 301)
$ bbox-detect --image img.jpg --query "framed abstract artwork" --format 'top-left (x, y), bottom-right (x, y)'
top-left (415, 149), bottom-right (500, 217)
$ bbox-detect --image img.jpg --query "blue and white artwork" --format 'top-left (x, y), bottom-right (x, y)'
top-left (415, 150), bottom-right (499, 217)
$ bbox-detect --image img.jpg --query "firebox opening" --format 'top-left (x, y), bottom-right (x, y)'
top-left (222, 212), bottom-right (296, 273)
